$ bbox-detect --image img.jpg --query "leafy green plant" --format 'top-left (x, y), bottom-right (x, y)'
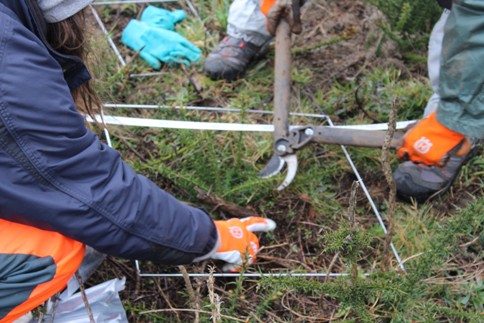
top-left (368, 0), bottom-right (442, 34)
top-left (367, 0), bottom-right (443, 51)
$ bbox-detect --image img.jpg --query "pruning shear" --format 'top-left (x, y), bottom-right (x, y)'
top-left (258, 16), bottom-right (405, 190)
top-left (259, 17), bottom-right (295, 190)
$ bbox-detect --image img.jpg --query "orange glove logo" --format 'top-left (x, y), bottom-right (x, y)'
top-left (413, 136), bottom-right (433, 154)
top-left (228, 226), bottom-right (244, 239)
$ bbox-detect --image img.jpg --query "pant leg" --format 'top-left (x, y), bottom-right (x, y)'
top-left (227, 0), bottom-right (273, 46)
top-left (0, 219), bottom-right (85, 323)
top-left (424, 9), bottom-right (450, 117)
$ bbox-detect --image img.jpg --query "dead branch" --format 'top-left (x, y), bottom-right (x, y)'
top-left (75, 272), bottom-right (95, 323)
top-left (380, 99), bottom-right (398, 271)
top-left (154, 278), bottom-right (182, 323)
top-left (195, 187), bottom-right (258, 218)
top-left (178, 265), bottom-right (200, 323)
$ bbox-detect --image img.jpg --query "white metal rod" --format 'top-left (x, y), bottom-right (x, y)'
top-left (89, 5), bottom-right (126, 66)
top-left (184, 0), bottom-right (203, 24)
top-left (89, 114), bottom-right (413, 132)
top-left (89, 115), bottom-right (276, 131)
top-left (103, 103), bottom-right (330, 119)
top-left (129, 72), bottom-right (168, 77)
top-left (102, 104), bottom-right (415, 129)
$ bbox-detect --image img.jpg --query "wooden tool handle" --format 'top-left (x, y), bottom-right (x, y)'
top-left (273, 19), bottom-right (292, 140)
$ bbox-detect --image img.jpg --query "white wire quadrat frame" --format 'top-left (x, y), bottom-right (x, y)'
top-left (90, 0), bottom-right (407, 278)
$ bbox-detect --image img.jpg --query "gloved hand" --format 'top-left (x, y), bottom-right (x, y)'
top-left (397, 111), bottom-right (472, 167)
top-left (121, 20), bottom-right (201, 68)
top-left (141, 6), bottom-right (186, 31)
top-left (212, 217), bottom-right (276, 272)
top-left (260, 0), bottom-right (304, 36)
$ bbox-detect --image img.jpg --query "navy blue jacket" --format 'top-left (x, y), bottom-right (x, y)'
top-left (0, 0), bottom-right (218, 264)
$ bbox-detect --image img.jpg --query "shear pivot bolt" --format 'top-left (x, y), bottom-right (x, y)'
top-left (305, 128), bottom-right (314, 136)
top-left (277, 144), bottom-right (287, 153)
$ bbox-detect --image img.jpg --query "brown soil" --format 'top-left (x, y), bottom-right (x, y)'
top-left (293, 1), bottom-right (417, 92)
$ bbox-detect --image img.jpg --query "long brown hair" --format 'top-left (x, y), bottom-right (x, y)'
top-left (46, 8), bottom-right (101, 119)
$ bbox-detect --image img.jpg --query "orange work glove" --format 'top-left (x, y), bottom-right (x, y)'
top-left (212, 217), bottom-right (276, 272)
top-left (397, 111), bottom-right (471, 167)
top-left (260, 0), bottom-right (304, 36)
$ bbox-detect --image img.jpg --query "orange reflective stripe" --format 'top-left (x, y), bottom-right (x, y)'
top-left (260, 0), bottom-right (276, 16)
top-left (0, 219), bottom-right (85, 323)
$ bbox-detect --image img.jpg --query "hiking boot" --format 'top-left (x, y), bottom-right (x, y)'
top-left (204, 36), bottom-right (268, 81)
top-left (393, 146), bottom-right (479, 202)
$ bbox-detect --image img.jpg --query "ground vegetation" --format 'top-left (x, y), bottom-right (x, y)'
top-left (81, 0), bottom-right (483, 321)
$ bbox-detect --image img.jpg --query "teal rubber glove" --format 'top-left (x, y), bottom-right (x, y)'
top-left (141, 6), bottom-right (186, 31)
top-left (121, 20), bottom-right (201, 68)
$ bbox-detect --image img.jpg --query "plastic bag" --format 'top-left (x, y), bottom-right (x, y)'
top-left (65, 246), bottom-right (106, 296)
top-left (40, 277), bottom-right (128, 323)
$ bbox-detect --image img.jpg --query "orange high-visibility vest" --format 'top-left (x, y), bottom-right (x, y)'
top-left (0, 219), bottom-right (85, 323)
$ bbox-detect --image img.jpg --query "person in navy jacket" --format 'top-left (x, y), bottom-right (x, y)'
top-left (0, 1), bottom-right (275, 321)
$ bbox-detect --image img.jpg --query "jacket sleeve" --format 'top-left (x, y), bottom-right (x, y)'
top-left (0, 7), bottom-right (218, 264)
top-left (436, 0), bottom-right (484, 139)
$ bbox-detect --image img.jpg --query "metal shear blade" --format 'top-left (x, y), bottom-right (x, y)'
top-left (258, 154), bottom-right (298, 191)
top-left (258, 155), bottom-right (285, 178)
top-left (276, 154), bottom-right (298, 191)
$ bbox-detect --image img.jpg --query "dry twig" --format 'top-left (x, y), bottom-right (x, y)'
top-left (179, 265), bottom-right (200, 323)
top-left (153, 278), bottom-right (182, 323)
top-left (207, 266), bottom-right (222, 323)
top-left (75, 271), bottom-right (95, 323)
top-left (195, 187), bottom-right (258, 218)
top-left (380, 99), bottom-right (398, 270)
